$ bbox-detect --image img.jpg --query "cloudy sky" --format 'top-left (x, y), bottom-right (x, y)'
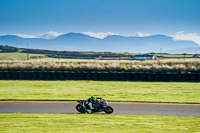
top-left (0, 0), bottom-right (200, 44)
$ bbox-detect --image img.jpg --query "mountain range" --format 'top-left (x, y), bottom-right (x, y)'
top-left (0, 32), bottom-right (199, 53)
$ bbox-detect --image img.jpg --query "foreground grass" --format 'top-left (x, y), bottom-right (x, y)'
top-left (0, 113), bottom-right (200, 133)
top-left (0, 81), bottom-right (199, 103)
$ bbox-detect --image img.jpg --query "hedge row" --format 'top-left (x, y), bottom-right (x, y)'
top-left (0, 71), bottom-right (200, 81)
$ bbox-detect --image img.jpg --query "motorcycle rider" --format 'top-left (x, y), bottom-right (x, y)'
top-left (83, 96), bottom-right (102, 114)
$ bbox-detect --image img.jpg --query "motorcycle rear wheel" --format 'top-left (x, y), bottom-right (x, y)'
top-left (76, 104), bottom-right (86, 113)
top-left (103, 106), bottom-right (114, 114)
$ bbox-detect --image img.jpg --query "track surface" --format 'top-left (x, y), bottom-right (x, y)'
top-left (0, 101), bottom-right (200, 117)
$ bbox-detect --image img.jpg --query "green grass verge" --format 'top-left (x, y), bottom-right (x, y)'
top-left (27, 58), bottom-right (200, 62)
top-left (0, 52), bottom-right (45, 60)
top-left (154, 54), bottom-right (194, 58)
top-left (0, 81), bottom-right (200, 103)
top-left (0, 52), bottom-right (198, 62)
top-left (0, 113), bottom-right (200, 133)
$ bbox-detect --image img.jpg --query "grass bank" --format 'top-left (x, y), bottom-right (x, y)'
top-left (1, 59), bottom-right (200, 72)
top-left (0, 52), bottom-right (46, 60)
top-left (0, 81), bottom-right (199, 103)
top-left (0, 113), bottom-right (200, 133)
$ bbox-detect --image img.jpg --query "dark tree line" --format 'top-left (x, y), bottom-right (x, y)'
top-left (0, 45), bottom-right (20, 52)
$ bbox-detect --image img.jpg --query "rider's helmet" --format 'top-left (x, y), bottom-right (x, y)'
top-left (90, 96), bottom-right (96, 103)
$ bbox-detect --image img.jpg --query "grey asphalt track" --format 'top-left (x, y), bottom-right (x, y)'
top-left (0, 101), bottom-right (200, 117)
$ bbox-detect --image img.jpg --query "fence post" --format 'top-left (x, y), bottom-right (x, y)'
top-left (32, 72), bottom-right (39, 80)
top-left (19, 71), bottom-right (25, 80)
top-left (39, 71), bottom-right (45, 80)
top-left (112, 72), bottom-right (119, 81)
top-left (66, 71), bottom-right (73, 80)
top-left (190, 73), bottom-right (198, 81)
top-left (52, 71), bottom-right (59, 80)
top-left (162, 73), bottom-right (169, 81)
top-left (0, 71), bottom-right (6, 79)
top-left (98, 72), bottom-right (104, 80)
top-left (168, 73), bottom-right (176, 81)
top-left (5, 71), bottom-right (12, 80)
top-left (182, 73), bottom-right (190, 81)
top-left (106, 72), bottom-right (112, 81)
top-left (141, 73), bottom-right (147, 81)
top-left (127, 72), bottom-right (133, 80)
top-left (134, 73), bottom-right (141, 81)
top-left (147, 73), bottom-right (154, 81)
top-left (59, 72), bottom-right (66, 80)
top-left (197, 73), bottom-right (200, 81)
top-left (79, 72), bottom-right (86, 80)
top-left (12, 71), bottom-right (19, 79)
top-left (175, 73), bottom-right (181, 81)
top-left (45, 71), bottom-right (52, 80)
top-left (119, 72), bottom-right (126, 81)
top-left (92, 72), bottom-right (99, 80)
top-left (86, 71), bottom-right (92, 80)
top-left (25, 71), bottom-right (32, 80)
top-left (72, 72), bottom-right (79, 80)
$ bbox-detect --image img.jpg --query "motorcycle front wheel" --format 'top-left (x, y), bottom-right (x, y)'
top-left (103, 106), bottom-right (114, 114)
top-left (76, 104), bottom-right (86, 113)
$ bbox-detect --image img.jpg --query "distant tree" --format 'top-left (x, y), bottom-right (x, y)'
top-left (0, 45), bottom-right (20, 52)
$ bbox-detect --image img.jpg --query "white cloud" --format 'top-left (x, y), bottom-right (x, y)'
top-left (38, 31), bottom-right (65, 39)
top-left (173, 31), bottom-right (200, 45)
top-left (83, 32), bottom-right (120, 39)
top-left (13, 31), bottom-right (66, 39)
top-left (134, 32), bottom-right (151, 37)
top-left (13, 33), bottom-right (37, 38)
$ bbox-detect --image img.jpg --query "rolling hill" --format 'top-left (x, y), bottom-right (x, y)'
top-left (0, 33), bottom-right (199, 53)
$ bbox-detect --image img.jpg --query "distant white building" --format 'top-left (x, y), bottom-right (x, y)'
top-left (132, 55), bottom-right (156, 60)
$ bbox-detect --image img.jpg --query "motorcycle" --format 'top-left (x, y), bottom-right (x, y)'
top-left (76, 98), bottom-right (114, 114)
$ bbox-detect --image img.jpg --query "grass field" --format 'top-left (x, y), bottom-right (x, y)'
top-left (154, 53), bottom-right (194, 58)
top-left (0, 52), bottom-right (200, 72)
top-left (0, 52), bottom-right (199, 62)
top-left (0, 53), bottom-right (199, 62)
top-left (0, 53), bottom-right (46, 60)
top-left (0, 113), bottom-right (199, 133)
top-left (0, 81), bottom-right (199, 103)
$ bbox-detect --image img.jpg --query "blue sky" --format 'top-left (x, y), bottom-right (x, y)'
top-left (0, 0), bottom-right (200, 43)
